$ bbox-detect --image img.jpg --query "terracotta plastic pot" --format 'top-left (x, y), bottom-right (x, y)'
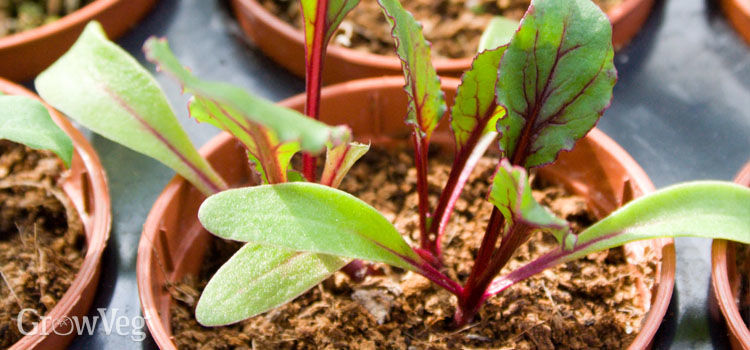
top-left (0, 0), bottom-right (157, 82)
top-left (230, 0), bottom-right (654, 84)
top-left (137, 76), bottom-right (675, 350)
top-left (721, 0), bottom-right (750, 45)
top-left (0, 78), bottom-right (111, 349)
top-left (710, 161), bottom-right (750, 349)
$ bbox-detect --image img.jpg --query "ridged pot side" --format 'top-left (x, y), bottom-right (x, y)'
top-left (137, 76), bottom-right (675, 350)
top-left (711, 162), bottom-right (750, 350)
top-left (230, 0), bottom-right (655, 84)
top-left (0, 0), bottom-right (157, 82)
top-left (0, 78), bottom-right (111, 349)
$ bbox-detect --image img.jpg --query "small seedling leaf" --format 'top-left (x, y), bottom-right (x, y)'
top-left (320, 142), bottom-right (370, 188)
top-left (301, 0), bottom-right (360, 60)
top-left (378, 0), bottom-right (446, 140)
top-left (144, 38), bottom-right (350, 153)
top-left (489, 160), bottom-right (568, 239)
top-left (196, 242), bottom-right (348, 326)
top-left (0, 95), bottom-right (73, 167)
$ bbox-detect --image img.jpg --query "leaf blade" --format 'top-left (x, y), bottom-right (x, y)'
top-left (198, 182), bottom-right (421, 270)
top-left (196, 243), bottom-right (349, 326)
top-left (320, 142), bottom-right (369, 188)
top-left (143, 37), bottom-right (351, 154)
top-left (487, 181), bottom-right (750, 297)
top-left (568, 181), bottom-right (750, 256)
top-left (451, 46), bottom-right (506, 150)
top-left (377, 0), bottom-right (446, 140)
top-left (496, 0), bottom-right (616, 168)
top-left (34, 22), bottom-right (225, 195)
top-left (301, 0), bottom-right (360, 58)
top-left (488, 160), bottom-right (568, 239)
top-left (0, 96), bottom-right (73, 167)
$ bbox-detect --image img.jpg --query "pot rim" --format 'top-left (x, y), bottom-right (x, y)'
top-left (0, 78), bottom-right (111, 349)
top-left (711, 161), bottom-right (750, 349)
top-left (0, 0), bottom-right (125, 49)
top-left (137, 75), bottom-right (675, 350)
top-left (234, 0), bottom-right (653, 72)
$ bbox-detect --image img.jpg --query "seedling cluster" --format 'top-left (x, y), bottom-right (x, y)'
top-left (31, 0), bottom-right (750, 333)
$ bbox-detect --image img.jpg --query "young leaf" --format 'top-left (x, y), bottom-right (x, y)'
top-left (488, 160), bottom-right (568, 239)
top-left (300, 0), bottom-right (360, 181)
top-left (301, 0), bottom-right (360, 61)
top-left (496, 0), bottom-right (616, 168)
top-left (478, 16), bottom-right (519, 52)
top-left (487, 181), bottom-right (750, 297)
top-left (189, 97), bottom-right (299, 184)
top-left (0, 95), bottom-right (73, 167)
top-left (34, 22), bottom-right (226, 195)
top-left (196, 242), bottom-right (348, 326)
top-left (427, 46), bottom-right (507, 254)
top-left (377, 0), bottom-right (446, 140)
top-left (320, 142), bottom-right (370, 188)
top-left (451, 47), bottom-right (506, 150)
top-left (144, 38), bottom-right (352, 183)
top-left (198, 182), bottom-right (422, 270)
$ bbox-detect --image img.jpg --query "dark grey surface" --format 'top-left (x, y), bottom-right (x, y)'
top-left (53, 0), bottom-right (749, 348)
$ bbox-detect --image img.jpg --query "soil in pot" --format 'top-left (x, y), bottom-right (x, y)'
top-left (167, 146), bottom-right (656, 349)
top-left (0, 140), bottom-right (85, 348)
top-left (259, 0), bottom-right (622, 59)
top-left (0, 0), bottom-right (94, 37)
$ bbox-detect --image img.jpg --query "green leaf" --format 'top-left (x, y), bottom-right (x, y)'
top-left (198, 182), bottom-right (421, 270)
top-left (377, 0), bottom-right (446, 140)
top-left (144, 37), bottom-right (350, 154)
top-left (451, 46), bottom-right (506, 150)
top-left (320, 142), bottom-right (369, 188)
top-left (144, 38), bottom-right (352, 183)
top-left (565, 181), bottom-right (750, 257)
top-left (189, 97), bottom-right (300, 184)
top-left (34, 22), bottom-right (226, 195)
top-left (488, 181), bottom-right (750, 297)
top-left (301, 0), bottom-right (360, 58)
top-left (496, 0), bottom-right (616, 168)
top-left (478, 16), bottom-right (519, 52)
top-left (196, 242), bottom-right (348, 326)
top-left (489, 160), bottom-right (568, 240)
top-left (0, 96), bottom-right (73, 167)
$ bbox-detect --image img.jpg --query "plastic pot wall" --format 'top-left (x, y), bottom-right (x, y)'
top-left (230, 0), bottom-right (655, 84)
top-left (0, 0), bottom-right (157, 81)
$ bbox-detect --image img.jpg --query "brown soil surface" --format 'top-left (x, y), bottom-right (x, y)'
top-left (170, 147), bottom-right (657, 349)
top-left (0, 140), bottom-right (85, 348)
top-left (0, 0), bottom-right (93, 37)
top-left (259, 0), bottom-right (622, 59)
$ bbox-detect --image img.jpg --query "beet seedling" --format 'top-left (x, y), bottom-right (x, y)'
top-left (194, 0), bottom-right (750, 328)
top-left (33, 0), bottom-right (750, 333)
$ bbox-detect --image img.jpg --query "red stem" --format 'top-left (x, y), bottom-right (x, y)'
top-left (425, 103), bottom-right (498, 258)
top-left (455, 219), bottom-right (532, 327)
top-left (413, 132), bottom-right (433, 257)
top-left (301, 0), bottom-right (330, 182)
